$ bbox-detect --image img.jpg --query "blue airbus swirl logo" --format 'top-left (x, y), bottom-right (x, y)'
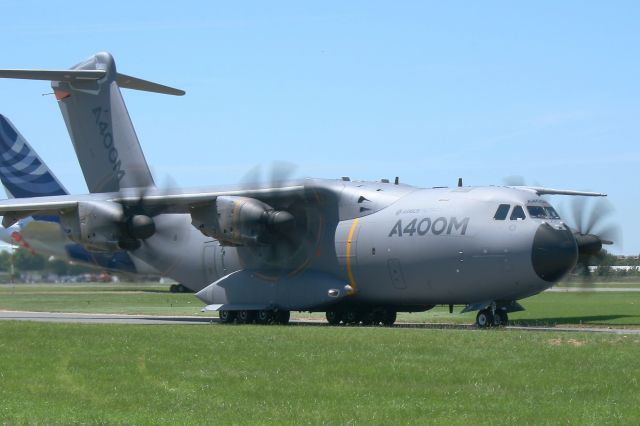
top-left (0, 115), bottom-right (67, 198)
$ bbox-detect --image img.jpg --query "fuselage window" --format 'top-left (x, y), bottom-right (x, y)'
top-left (494, 204), bottom-right (510, 220)
top-left (526, 206), bottom-right (547, 219)
top-left (510, 205), bottom-right (526, 220)
top-left (545, 206), bottom-right (561, 219)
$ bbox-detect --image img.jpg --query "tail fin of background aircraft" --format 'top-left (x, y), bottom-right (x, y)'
top-left (0, 52), bottom-right (185, 193)
top-left (0, 114), bottom-right (68, 198)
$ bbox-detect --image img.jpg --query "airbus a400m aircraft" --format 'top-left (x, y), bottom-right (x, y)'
top-left (0, 52), bottom-right (619, 327)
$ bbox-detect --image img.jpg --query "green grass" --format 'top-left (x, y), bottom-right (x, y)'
top-left (556, 280), bottom-right (640, 288)
top-left (2, 283), bottom-right (640, 327)
top-left (0, 283), bottom-right (204, 316)
top-left (0, 322), bottom-right (638, 424)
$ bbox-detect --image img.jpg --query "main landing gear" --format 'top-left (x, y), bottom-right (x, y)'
top-left (217, 310), bottom-right (290, 325)
top-left (475, 308), bottom-right (508, 328)
top-left (325, 309), bottom-right (397, 326)
top-left (216, 309), bottom-right (397, 326)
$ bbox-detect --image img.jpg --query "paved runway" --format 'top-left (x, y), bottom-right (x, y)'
top-left (0, 311), bottom-right (214, 325)
top-left (2, 310), bottom-right (639, 334)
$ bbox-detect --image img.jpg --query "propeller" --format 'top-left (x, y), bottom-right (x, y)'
top-left (503, 175), bottom-right (528, 187)
top-left (559, 197), bottom-right (622, 282)
top-left (503, 176), bottom-right (621, 283)
top-left (236, 162), bottom-right (321, 274)
top-left (114, 182), bottom-right (175, 251)
top-left (502, 175), bottom-right (547, 192)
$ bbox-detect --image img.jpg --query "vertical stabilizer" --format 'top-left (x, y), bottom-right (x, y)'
top-left (0, 52), bottom-right (185, 193)
top-left (0, 114), bottom-right (68, 198)
top-left (53, 52), bottom-right (155, 192)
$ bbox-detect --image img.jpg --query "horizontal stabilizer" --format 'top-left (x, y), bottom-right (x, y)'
top-left (0, 69), bottom-right (105, 82)
top-left (116, 73), bottom-right (185, 96)
top-left (0, 68), bottom-right (184, 96)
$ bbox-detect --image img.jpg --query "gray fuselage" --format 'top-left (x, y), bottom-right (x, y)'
top-left (130, 179), bottom-right (576, 311)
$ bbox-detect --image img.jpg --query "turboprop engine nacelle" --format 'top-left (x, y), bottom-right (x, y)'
top-left (190, 196), bottom-right (294, 246)
top-left (59, 201), bottom-right (124, 252)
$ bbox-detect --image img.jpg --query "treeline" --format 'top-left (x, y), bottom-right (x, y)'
top-left (612, 256), bottom-right (640, 266)
top-left (572, 250), bottom-right (640, 278)
top-left (0, 248), bottom-right (95, 275)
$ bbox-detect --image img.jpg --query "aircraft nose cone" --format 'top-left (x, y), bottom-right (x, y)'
top-left (531, 223), bottom-right (578, 282)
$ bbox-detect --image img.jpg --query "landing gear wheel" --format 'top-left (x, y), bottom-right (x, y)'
top-left (256, 310), bottom-right (274, 325)
top-left (344, 311), bottom-right (359, 325)
top-left (381, 310), bottom-right (397, 327)
top-left (237, 310), bottom-right (255, 324)
top-left (493, 311), bottom-right (508, 327)
top-left (326, 311), bottom-right (342, 325)
top-left (476, 309), bottom-right (494, 328)
top-left (219, 310), bottom-right (236, 324)
top-left (360, 311), bottom-right (375, 326)
top-left (274, 310), bottom-right (290, 325)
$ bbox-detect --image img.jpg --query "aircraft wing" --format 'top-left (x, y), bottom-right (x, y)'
top-left (508, 186), bottom-right (606, 197)
top-left (0, 183), bottom-right (307, 227)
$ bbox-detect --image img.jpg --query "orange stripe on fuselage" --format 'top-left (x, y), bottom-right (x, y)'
top-left (346, 217), bottom-right (360, 291)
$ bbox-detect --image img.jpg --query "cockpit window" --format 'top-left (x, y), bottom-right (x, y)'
top-left (545, 206), bottom-right (561, 219)
top-left (494, 204), bottom-right (510, 220)
top-left (525, 205), bottom-right (562, 220)
top-left (510, 205), bottom-right (526, 220)
top-left (526, 206), bottom-right (547, 219)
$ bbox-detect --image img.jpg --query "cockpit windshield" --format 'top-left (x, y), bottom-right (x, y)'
top-left (527, 206), bottom-right (547, 219)
top-left (526, 205), bottom-right (561, 220)
top-left (545, 206), bottom-right (561, 219)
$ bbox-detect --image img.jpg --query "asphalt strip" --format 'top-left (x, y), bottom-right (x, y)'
top-left (1, 310), bottom-right (639, 334)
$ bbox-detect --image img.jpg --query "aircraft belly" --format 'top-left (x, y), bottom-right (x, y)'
top-left (195, 270), bottom-right (353, 310)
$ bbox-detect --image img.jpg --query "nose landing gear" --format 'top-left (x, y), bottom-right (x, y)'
top-left (475, 308), bottom-right (509, 328)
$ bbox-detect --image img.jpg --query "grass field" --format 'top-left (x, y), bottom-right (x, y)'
top-left (0, 322), bottom-right (638, 424)
top-left (0, 283), bottom-right (202, 316)
top-left (1, 282), bottom-right (640, 327)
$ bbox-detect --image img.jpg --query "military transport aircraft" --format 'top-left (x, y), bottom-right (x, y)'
top-left (0, 52), bottom-right (620, 327)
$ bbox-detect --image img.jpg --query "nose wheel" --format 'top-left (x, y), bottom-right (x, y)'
top-left (476, 309), bottom-right (508, 328)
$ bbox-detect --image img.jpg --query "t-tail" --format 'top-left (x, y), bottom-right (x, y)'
top-left (0, 52), bottom-right (185, 192)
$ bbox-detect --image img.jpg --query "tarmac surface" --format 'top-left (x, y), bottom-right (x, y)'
top-left (1, 310), bottom-right (639, 334)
